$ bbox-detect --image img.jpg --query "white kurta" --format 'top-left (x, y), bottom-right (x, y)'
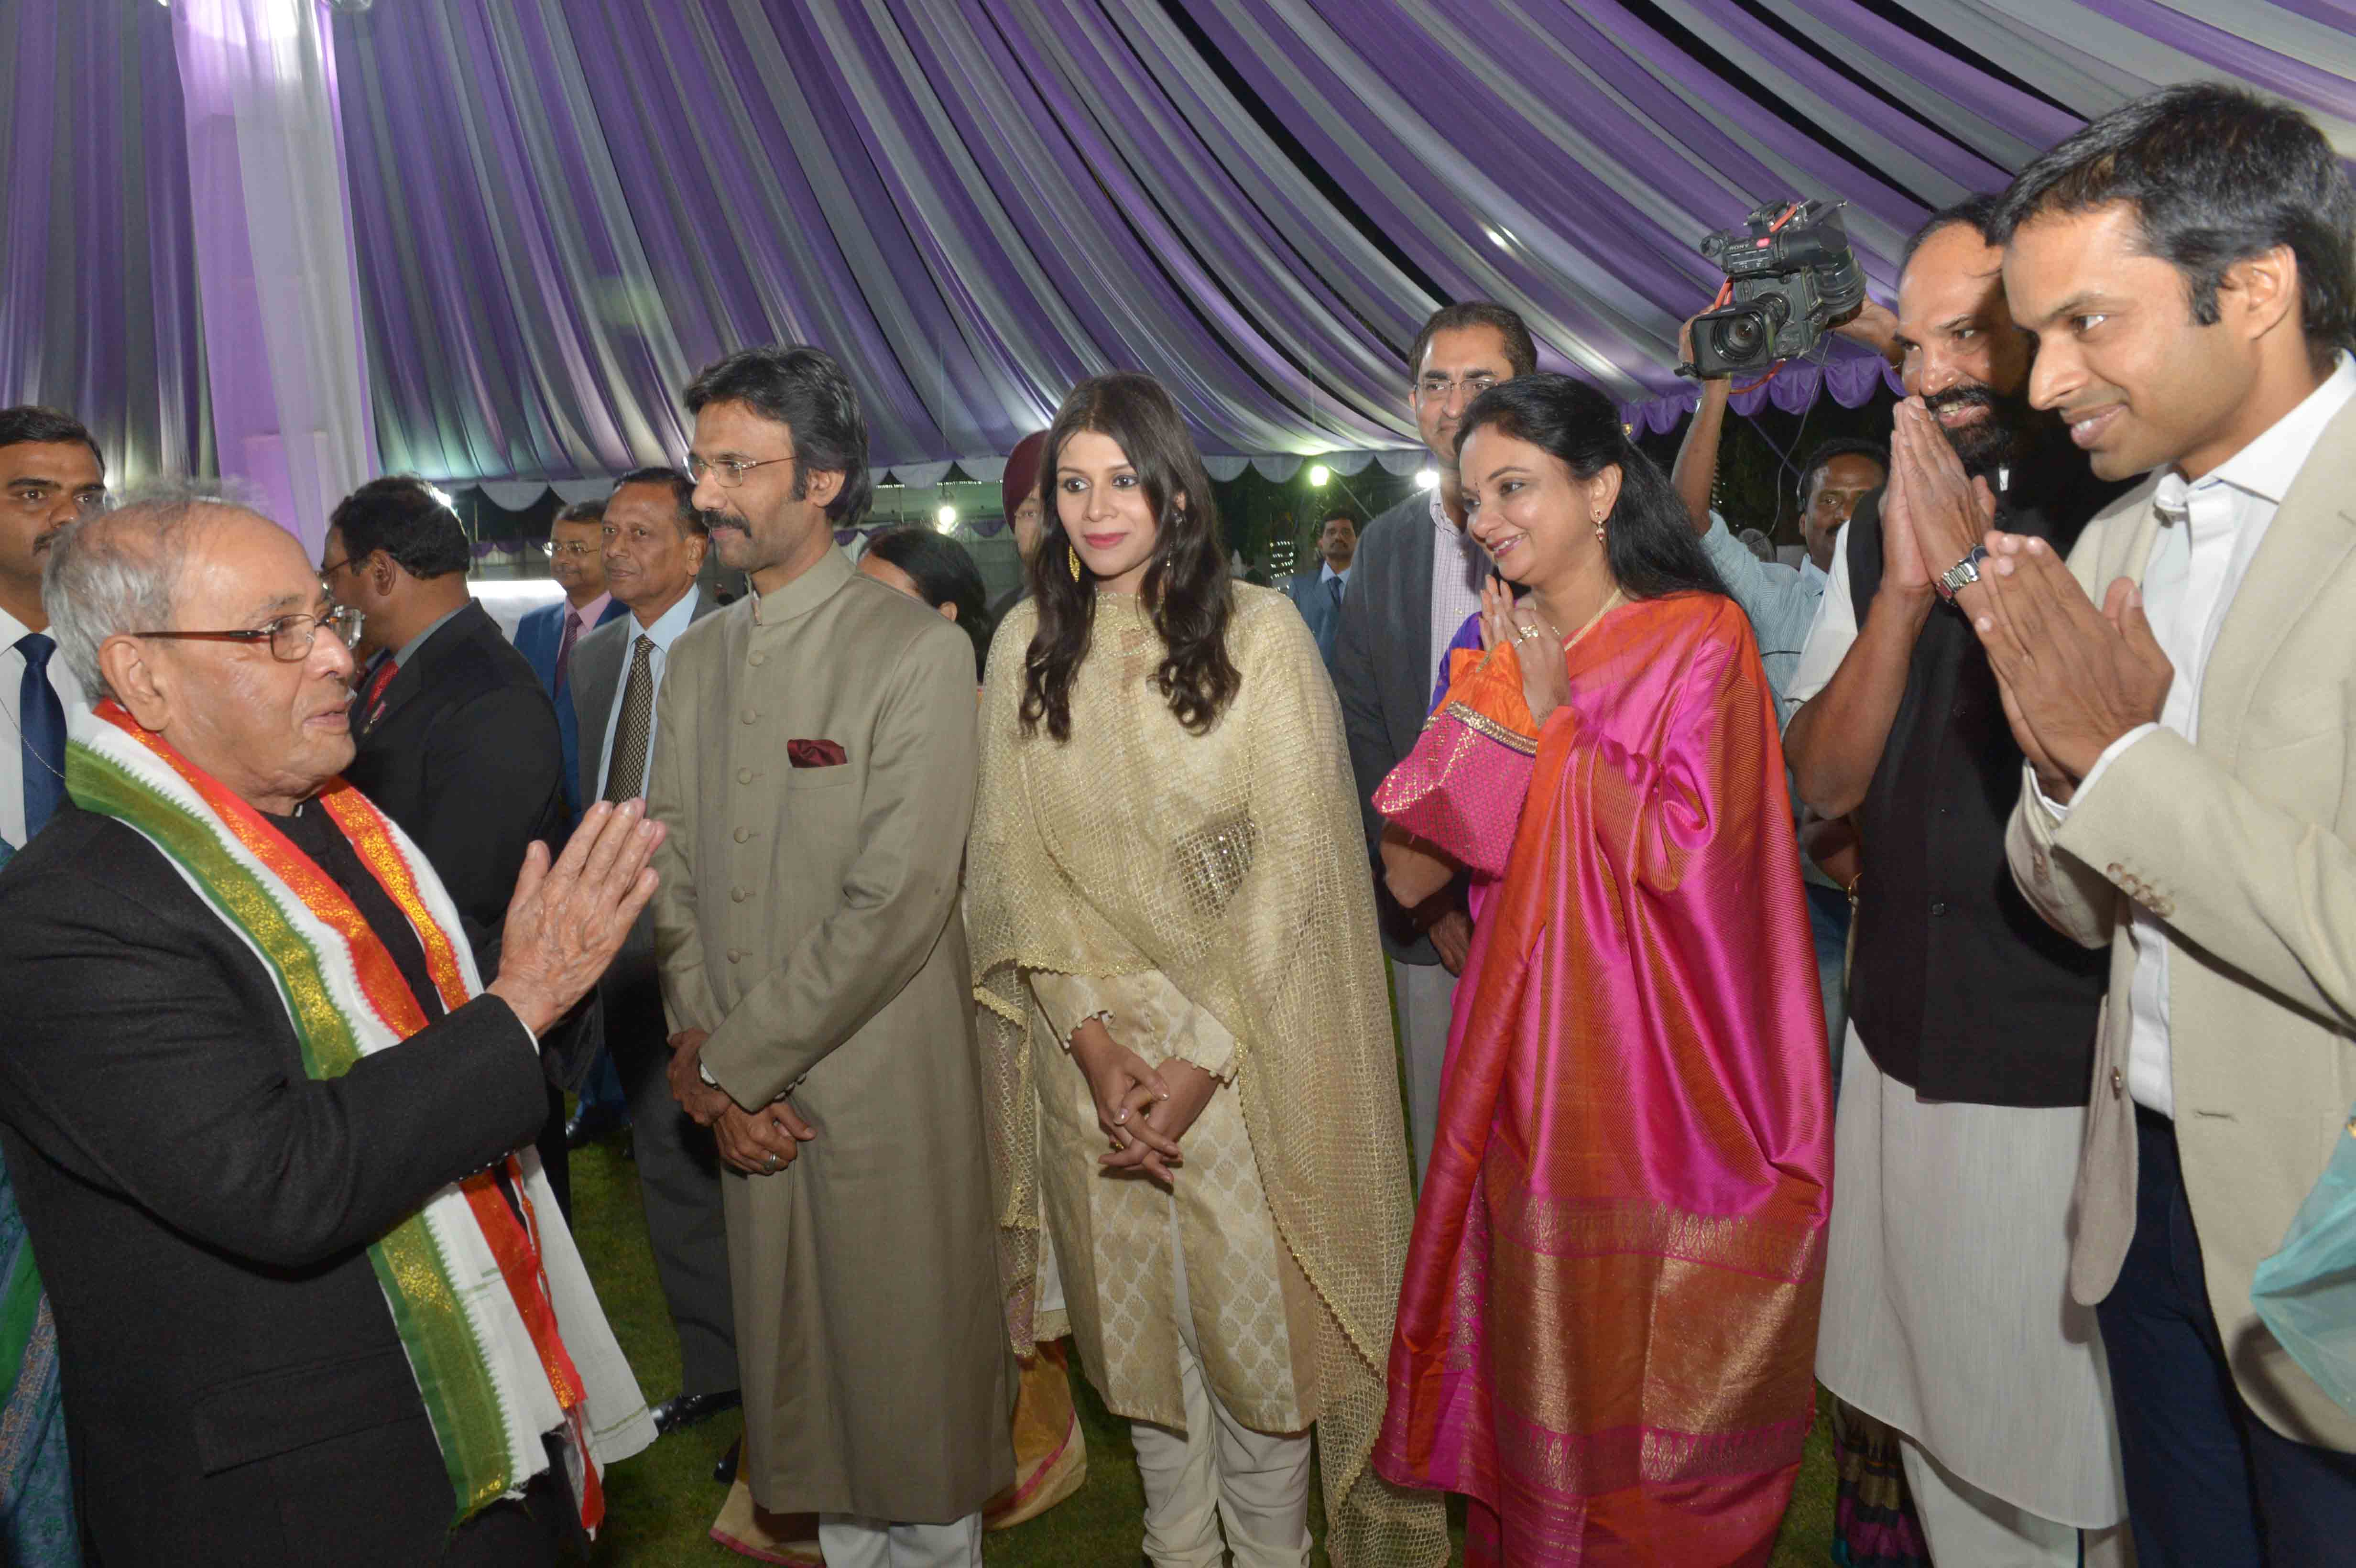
top-left (1815, 1031), bottom-right (2128, 1527)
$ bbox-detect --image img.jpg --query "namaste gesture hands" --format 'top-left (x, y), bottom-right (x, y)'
top-left (1884, 397), bottom-right (1998, 600)
top-left (1964, 532), bottom-right (2173, 803)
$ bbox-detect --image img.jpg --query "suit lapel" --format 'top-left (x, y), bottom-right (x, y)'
top-left (2196, 399), bottom-right (2356, 765)
top-left (1400, 496), bottom-right (1437, 727)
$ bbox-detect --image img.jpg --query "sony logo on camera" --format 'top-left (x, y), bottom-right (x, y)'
top-left (1687, 199), bottom-right (1868, 379)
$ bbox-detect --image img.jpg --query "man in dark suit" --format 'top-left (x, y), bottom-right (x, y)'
top-left (571, 467), bottom-right (739, 1436)
top-left (515, 499), bottom-right (634, 1147)
top-left (0, 492), bottom-right (660, 1565)
top-left (1279, 510), bottom-right (1356, 663)
top-left (322, 476), bottom-right (581, 1211)
top-left (1331, 301), bottom-right (1535, 1183)
top-left (513, 499), bottom-right (630, 819)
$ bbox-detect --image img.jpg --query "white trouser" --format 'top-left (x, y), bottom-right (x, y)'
top-left (1128, 1204), bottom-right (1312, 1568)
top-left (1397, 961), bottom-right (1457, 1187)
top-left (1902, 1442), bottom-right (2135, 1568)
top-left (814, 1512), bottom-right (982, 1568)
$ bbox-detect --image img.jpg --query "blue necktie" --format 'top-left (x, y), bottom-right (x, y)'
top-left (1327, 575), bottom-right (1344, 610)
top-left (17, 632), bottom-right (65, 839)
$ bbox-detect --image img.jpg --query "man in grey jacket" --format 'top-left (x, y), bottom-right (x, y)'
top-left (1330, 301), bottom-right (1535, 1183)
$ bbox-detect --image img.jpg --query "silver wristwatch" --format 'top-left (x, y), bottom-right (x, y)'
top-left (1935, 544), bottom-right (1990, 604)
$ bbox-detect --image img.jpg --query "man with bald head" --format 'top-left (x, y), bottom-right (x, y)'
top-left (0, 490), bottom-right (661, 1563)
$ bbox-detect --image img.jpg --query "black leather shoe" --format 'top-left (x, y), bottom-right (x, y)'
top-left (650, 1388), bottom-right (742, 1435)
top-left (713, 1437), bottom-right (741, 1486)
top-left (563, 1103), bottom-right (627, 1150)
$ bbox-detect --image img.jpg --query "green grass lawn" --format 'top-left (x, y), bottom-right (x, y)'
top-left (570, 1133), bottom-right (1837, 1565)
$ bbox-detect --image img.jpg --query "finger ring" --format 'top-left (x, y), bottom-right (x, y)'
top-left (763, 1154), bottom-right (778, 1171)
top-left (1514, 625), bottom-right (1542, 642)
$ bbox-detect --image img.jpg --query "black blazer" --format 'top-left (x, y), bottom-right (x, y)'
top-left (0, 808), bottom-right (549, 1565)
top-left (343, 600), bottom-right (567, 968)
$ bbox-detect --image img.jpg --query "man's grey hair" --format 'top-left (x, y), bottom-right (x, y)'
top-left (44, 480), bottom-right (245, 700)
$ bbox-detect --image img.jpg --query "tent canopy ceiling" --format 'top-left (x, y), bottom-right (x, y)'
top-left (5, 0), bottom-right (2351, 492)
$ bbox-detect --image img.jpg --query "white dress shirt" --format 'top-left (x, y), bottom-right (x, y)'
top-left (1319, 560), bottom-right (1352, 597)
top-left (2040, 352), bottom-right (2356, 1117)
top-left (0, 604), bottom-right (89, 851)
top-left (592, 589), bottom-right (699, 802)
top-left (1426, 487), bottom-right (1490, 695)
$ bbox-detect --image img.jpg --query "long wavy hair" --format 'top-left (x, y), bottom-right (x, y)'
top-left (1456, 373), bottom-right (1731, 604)
top-left (1019, 373), bottom-right (1239, 742)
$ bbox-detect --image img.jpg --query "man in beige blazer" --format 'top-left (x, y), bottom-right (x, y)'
top-left (652, 345), bottom-right (1012, 1568)
top-left (1968, 87), bottom-right (2356, 1564)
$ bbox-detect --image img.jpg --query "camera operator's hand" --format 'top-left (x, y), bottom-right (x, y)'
top-left (1679, 315), bottom-right (1731, 385)
top-left (1832, 300), bottom-right (1903, 370)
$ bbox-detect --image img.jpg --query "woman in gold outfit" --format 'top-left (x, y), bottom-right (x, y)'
top-left (966, 373), bottom-right (1445, 1568)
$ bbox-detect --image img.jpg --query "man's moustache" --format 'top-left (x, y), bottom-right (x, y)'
top-left (1923, 386), bottom-right (1996, 414)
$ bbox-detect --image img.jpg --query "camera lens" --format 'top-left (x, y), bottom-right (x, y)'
top-left (1711, 313), bottom-right (1765, 360)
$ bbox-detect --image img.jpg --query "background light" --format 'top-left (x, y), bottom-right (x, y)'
top-left (935, 504), bottom-right (958, 530)
top-left (1307, 464), bottom-right (1331, 487)
top-left (426, 484), bottom-right (458, 513)
top-left (1414, 468), bottom-right (1439, 490)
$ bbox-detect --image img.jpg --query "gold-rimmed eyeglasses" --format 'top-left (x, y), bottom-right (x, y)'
top-left (135, 604), bottom-right (365, 663)
top-left (542, 539), bottom-right (599, 557)
top-left (1414, 372), bottom-right (1502, 405)
top-left (687, 454), bottom-right (794, 489)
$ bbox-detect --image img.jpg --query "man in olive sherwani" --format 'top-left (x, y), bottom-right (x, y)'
top-left (654, 345), bottom-right (1011, 1568)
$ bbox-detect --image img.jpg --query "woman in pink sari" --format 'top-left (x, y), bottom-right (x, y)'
top-left (1372, 374), bottom-right (1832, 1565)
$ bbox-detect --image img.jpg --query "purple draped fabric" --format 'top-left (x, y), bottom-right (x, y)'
top-left (8, 2), bottom-right (2354, 484)
top-left (0, 0), bottom-right (209, 482)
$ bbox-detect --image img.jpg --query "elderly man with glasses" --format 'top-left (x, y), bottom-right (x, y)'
top-left (0, 487), bottom-right (662, 1565)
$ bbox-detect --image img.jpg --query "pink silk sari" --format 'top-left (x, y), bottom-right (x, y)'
top-left (1372, 593), bottom-right (1832, 1565)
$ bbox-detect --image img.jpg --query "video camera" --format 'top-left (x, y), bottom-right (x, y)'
top-left (1686, 198), bottom-right (1867, 379)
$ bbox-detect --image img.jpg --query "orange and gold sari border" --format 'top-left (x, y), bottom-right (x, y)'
top-left (1485, 1241), bottom-right (1822, 1439)
top-left (1491, 1403), bottom-right (1813, 1499)
top-left (1431, 699), bottom-right (1539, 756)
top-left (1485, 1180), bottom-right (1826, 1285)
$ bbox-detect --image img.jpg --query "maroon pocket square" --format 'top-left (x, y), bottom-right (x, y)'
top-left (788, 738), bottom-right (848, 768)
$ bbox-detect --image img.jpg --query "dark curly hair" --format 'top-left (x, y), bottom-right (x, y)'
top-left (1019, 373), bottom-right (1239, 742)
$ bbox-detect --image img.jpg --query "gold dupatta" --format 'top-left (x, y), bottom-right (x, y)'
top-left (967, 587), bottom-right (1447, 1567)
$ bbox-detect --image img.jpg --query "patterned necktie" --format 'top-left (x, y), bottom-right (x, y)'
top-left (354, 655), bottom-right (398, 733)
top-left (603, 635), bottom-right (657, 803)
top-left (16, 632), bottom-right (65, 839)
top-left (554, 606), bottom-right (583, 696)
top-left (1327, 575), bottom-right (1344, 610)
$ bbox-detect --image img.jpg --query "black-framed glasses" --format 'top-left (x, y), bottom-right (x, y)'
top-left (136, 604), bottom-right (365, 662)
top-left (687, 454), bottom-right (794, 489)
top-left (318, 555), bottom-right (353, 579)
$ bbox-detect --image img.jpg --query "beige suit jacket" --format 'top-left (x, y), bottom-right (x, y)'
top-left (647, 546), bottom-right (1012, 1519)
top-left (2007, 399), bottom-right (2356, 1450)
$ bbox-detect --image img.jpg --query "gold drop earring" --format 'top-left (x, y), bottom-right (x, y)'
top-left (1068, 543), bottom-right (1083, 581)
top-left (1593, 510), bottom-right (1607, 546)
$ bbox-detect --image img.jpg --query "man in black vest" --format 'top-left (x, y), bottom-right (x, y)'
top-left (1784, 199), bottom-right (2135, 1564)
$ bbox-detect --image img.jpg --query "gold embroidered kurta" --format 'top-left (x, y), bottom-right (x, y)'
top-left (1027, 964), bottom-right (1321, 1435)
top-left (966, 585), bottom-right (1448, 1568)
